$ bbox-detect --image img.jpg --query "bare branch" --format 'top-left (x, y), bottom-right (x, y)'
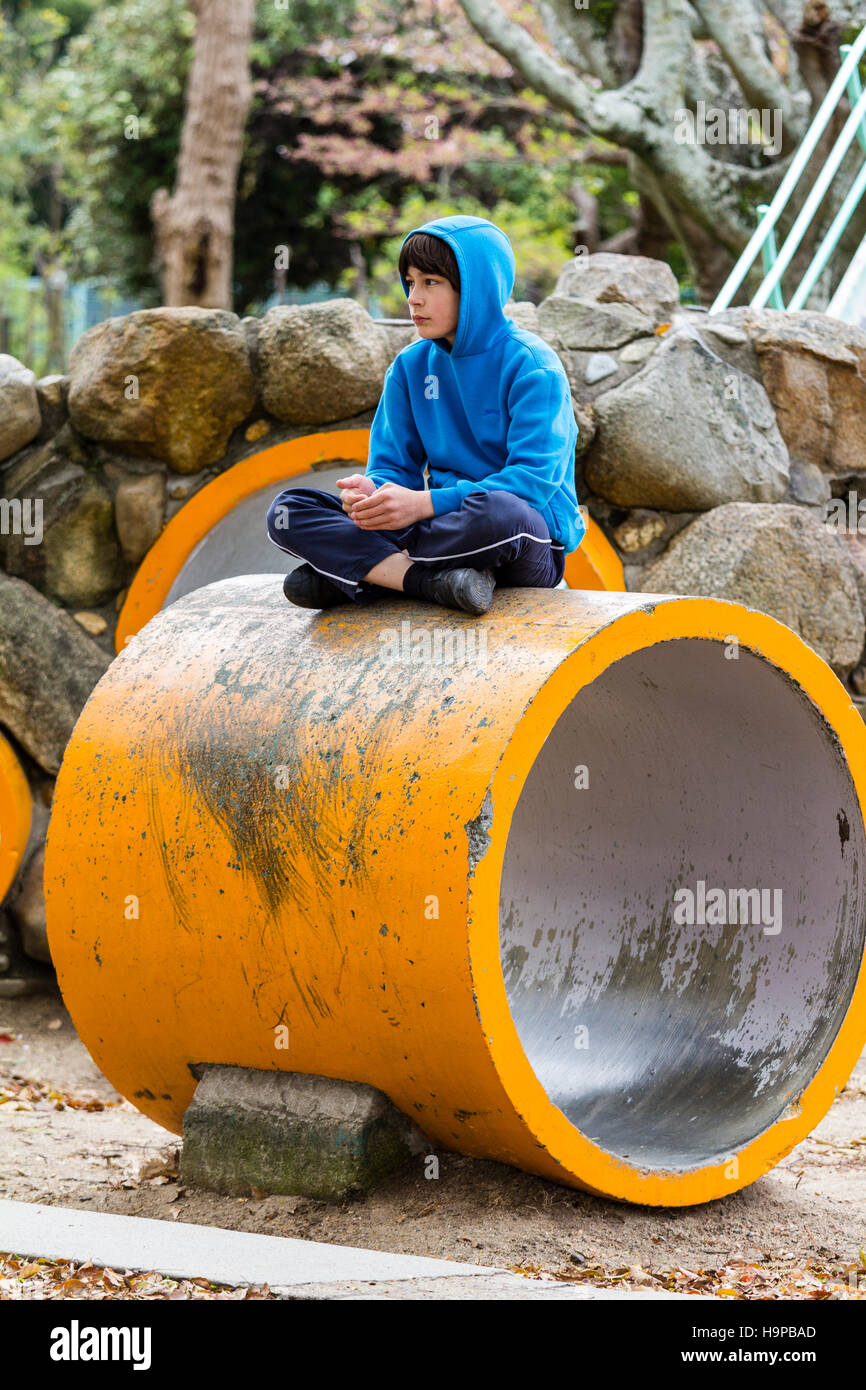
top-left (538, 0), bottom-right (617, 87)
top-left (577, 142), bottom-right (629, 166)
top-left (691, 0), bottom-right (807, 141)
top-left (456, 0), bottom-right (795, 257)
top-left (619, 0), bottom-right (694, 114)
top-left (455, 0), bottom-right (641, 140)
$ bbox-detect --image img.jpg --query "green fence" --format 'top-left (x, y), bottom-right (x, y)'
top-left (0, 276), bottom-right (145, 378)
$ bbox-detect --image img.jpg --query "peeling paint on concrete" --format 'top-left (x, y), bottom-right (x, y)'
top-left (465, 789), bottom-right (494, 873)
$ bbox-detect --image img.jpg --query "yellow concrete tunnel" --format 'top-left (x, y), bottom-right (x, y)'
top-left (44, 580), bottom-right (866, 1206)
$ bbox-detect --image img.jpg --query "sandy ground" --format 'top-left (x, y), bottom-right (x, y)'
top-left (1, 988), bottom-right (865, 1296)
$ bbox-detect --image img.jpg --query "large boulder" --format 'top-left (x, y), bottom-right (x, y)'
top-left (0, 355), bottom-right (41, 462)
top-left (553, 252), bottom-right (680, 325)
top-left (67, 308), bottom-right (256, 474)
top-left (0, 573), bottom-right (111, 774)
top-left (3, 459), bottom-right (121, 606)
top-left (744, 309), bottom-right (866, 478)
top-left (642, 502), bottom-right (865, 676)
top-left (536, 295), bottom-right (655, 351)
top-left (698, 308), bottom-right (866, 477)
top-left (584, 326), bottom-right (790, 510)
top-left (258, 299), bottom-right (389, 425)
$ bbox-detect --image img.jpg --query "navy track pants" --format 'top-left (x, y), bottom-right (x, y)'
top-left (265, 487), bottom-right (566, 604)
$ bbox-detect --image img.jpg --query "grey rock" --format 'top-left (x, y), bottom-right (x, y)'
top-left (642, 502), bottom-right (865, 676)
top-left (259, 299), bottom-right (389, 425)
top-left (692, 310), bottom-right (763, 383)
top-left (554, 252), bottom-right (680, 324)
top-left (619, 337), bottom-right (658, 364)
top-left (35, 375), bottom-right (68, 437)
top-left (788, 459), bottom-right (831, 506)
top-left (504, 300), bottom-right (540, 333)
top-left (702, 322), bottom-right (749, 346)
top-left (537, 295), bottom-right (654, 350)
top-left (9, 844), bottom-right (49, 963)
top-left (585, 326), bottom-right (790, 510)
top-left (113, 471), bottom-right (166, 564)
top-left (622, 561), bottom-right (649, 591)
top-left (4, 460), bottom-right (121, 606)
top-left (182, 1065), bottom-right (428, 1201)
top-left (840, 530), bottom-right (866, 619)
top-left (0, 355), bottom-right (41, 462)
top-left (612, 509), bottom-right (667, 554)
top-left (0, 572), bottom-right (111, 773)
top-left (375, 320), bottom-right (418, 365)
top-left (574, 400), bottom-right (597, 458)
top-left (585, 352), bottom-right (620, 385)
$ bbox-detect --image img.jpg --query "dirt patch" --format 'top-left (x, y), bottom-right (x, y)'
top-left (2, 989), bottom-right (865, 1297)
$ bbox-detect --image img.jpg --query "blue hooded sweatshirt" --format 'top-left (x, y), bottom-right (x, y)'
top-left (365, 215), bottom-right (585, 555)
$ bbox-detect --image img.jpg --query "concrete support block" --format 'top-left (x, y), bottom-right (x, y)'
top-left (181, 1066), bottom-right (428, 1201)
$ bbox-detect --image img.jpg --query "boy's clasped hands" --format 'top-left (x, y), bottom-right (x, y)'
top-left (336, 475), bottom-right (434, 529)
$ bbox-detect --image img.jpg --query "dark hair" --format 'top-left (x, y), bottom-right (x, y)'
top-left (398, 232), bottom-right (460, 293)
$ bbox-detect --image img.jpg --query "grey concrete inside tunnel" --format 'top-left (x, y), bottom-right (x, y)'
top-left (499, 637), bottom-right (866, 1172)
top-left (163, 466), bottom-right (347, 606)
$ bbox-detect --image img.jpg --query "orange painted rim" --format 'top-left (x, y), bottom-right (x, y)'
top-left (564, 509), bottom-right (625, 591)
top-left (0, 732), bottom-right (32, 904)
top-left (114, 430), bottom-right (371, 652)
top-left (469, 596), bottom-right (866, 1205)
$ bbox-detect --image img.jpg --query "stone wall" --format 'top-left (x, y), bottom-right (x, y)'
top-left (3, 251), bottom-right (866, 978)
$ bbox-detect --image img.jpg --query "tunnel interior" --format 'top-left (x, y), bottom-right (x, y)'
top-left (499, 637), bottom-right (866, 1172)
top-left (164, 466), bottom-right (347, 606)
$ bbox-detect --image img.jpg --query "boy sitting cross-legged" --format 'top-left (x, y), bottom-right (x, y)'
top-left (266, 213), bottom-right (585, 617)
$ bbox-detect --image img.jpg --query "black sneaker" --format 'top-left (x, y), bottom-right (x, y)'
top-left (282, 563), bottom-right (350, 609)
top-left (409, 566), bottom-right (496, 616)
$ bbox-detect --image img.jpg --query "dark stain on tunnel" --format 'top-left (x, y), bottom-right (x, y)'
top-left (139, 658), bottom-right (404, 919)
top-left (838, 808), bottom-right (850, 855)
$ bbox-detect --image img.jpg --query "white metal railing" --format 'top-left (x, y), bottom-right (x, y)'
top-left (710, 26), bottom-right (866, 316)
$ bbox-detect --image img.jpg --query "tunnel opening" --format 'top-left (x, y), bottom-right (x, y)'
top-left (499, 637), bottom-right (866, 1172)
top-left (164, 465), bottom-right (348, 607)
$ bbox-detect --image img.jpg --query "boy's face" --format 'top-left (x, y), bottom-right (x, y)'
top-left (406, 263), bottom-right (460, 345)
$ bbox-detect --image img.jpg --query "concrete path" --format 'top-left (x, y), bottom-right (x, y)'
top-left (0, 1200), bottom-right (690, 1300)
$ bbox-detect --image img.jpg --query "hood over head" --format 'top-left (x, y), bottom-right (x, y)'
top-left (399, 214), bottom-right (516, 358)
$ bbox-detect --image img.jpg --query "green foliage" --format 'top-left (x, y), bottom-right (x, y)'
top-left (0, 0), bottom-right (642, 322)
top-left (352, 186), bottom-right (579, 316)
top-left (51, 0), bottom-right (194, 296)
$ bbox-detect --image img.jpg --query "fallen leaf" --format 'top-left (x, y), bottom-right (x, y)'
top-left (139, 1149), bottom-right (180, 1180)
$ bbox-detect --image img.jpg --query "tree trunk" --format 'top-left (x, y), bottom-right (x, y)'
top-left (151, 0), bottom-right (254, 309)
